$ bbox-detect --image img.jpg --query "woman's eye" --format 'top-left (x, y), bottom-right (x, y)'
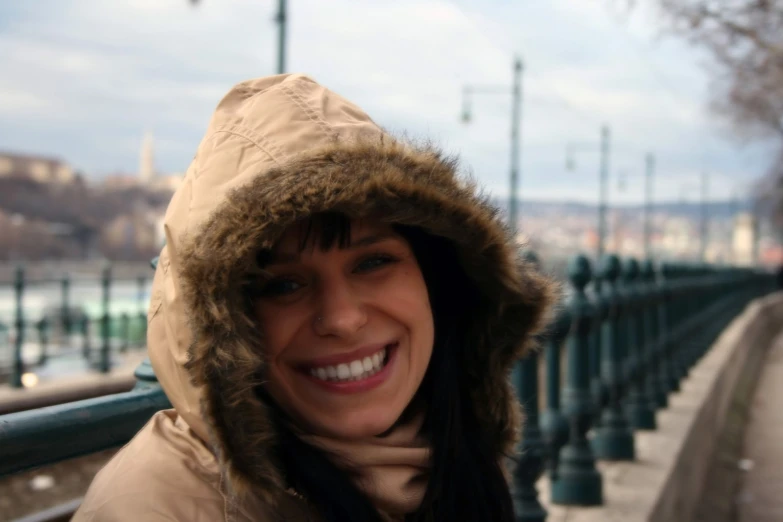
top-left (260, 278), bottom-right (302, 297)
top-left (355, 255), bottom-right (397, 273)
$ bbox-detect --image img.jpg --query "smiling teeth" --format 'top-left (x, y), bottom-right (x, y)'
top-left (310, 347), bottom-right (388, 382)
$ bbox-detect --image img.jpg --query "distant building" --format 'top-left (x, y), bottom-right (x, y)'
top-left (661, 217), bottom-right (694, 258)
top-left (102, 206), bottom-right (165, 258)
top-left (138, 131), bottom-right (156, 184)
top-left (101, 172), bottom-right (143, 190)
top-left (150, 173), bottom-right (184, 193)
top-left (732, 213), bottom-right (758, 266)
top-left (133, 131), bottom-right (183, 194)
top-left (760, 244), bottom-right (783, 267)
top-left (0, 151), bottom-right (75, 184)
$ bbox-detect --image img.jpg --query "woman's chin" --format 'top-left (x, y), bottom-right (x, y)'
top-left (311, 410), bottom-right (402, 439)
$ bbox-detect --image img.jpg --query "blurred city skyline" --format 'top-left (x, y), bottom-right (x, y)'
top-left (0, 0), bottom-right (777, 205)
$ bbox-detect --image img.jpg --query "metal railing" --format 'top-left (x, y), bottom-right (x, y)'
top-left (0, 253), bottom-right (776, 522)
top-left (0, 265), bottom-right (150, 388)
top-left (511, 254), bottom-right (775, 521)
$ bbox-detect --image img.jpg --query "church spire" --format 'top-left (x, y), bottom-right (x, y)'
top-left (139, 131), bottom-right (155, 184)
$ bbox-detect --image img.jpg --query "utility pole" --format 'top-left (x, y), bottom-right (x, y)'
top-left (275, 0), bottom-right (287, 74)
top-left (597, 125), bottom-right (610, 259)
top-left (461, 55), bottom-right (525, 235)
top-left (644, 154), bottom-right (655, 259)
top-left (509, 57), bottom-right (523, 234)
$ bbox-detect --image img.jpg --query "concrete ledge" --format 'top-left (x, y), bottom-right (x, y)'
top-left (11, 497), bottom-right (82, 522)
top-left (537, 292), bottom-right (783, 522)
top-left (0, 352), bottom-right (148, 415)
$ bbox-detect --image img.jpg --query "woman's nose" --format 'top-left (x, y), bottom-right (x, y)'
top-left (313, 282), bottom-right (368, 337)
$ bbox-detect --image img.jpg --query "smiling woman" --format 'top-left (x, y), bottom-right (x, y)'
top-left (72, 74), bottom-right (555, 522)
top-left (254, 216), bottom-right (434, 442)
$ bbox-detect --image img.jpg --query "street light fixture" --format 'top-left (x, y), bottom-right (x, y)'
top-left (644, 154), bottom-right (655, 259)
top-left (460, 56), bottom-right (524, 234)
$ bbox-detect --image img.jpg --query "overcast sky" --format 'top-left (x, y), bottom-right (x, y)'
top-left (0, 0), bottom-right (775, 205)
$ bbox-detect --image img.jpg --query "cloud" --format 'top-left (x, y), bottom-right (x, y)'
top-left (0, 0), bottom-right (774, 204)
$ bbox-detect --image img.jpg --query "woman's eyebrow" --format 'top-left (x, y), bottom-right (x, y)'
top-left (267, 233), bottom-right (399, 264)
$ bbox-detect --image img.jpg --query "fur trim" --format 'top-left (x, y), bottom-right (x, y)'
top-left (178, 138), bottom-right (556, 502)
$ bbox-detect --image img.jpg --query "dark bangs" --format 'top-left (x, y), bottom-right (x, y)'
top-left (294, 212), bottom-right (354, 253)
top-left (254, 212), bottom-right (352, 269)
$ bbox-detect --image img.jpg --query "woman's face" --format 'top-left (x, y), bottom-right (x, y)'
top-left (254, 219), bottom-right (434, 439)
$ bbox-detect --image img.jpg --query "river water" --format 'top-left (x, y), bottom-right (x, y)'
top-left (0, 279), bottom-right (152, 323)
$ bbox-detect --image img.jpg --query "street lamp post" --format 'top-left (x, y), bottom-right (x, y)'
top-left (644, 154), bottom-right (655, 259)
top-left (275, 0), bottom-right (287, 74)
top-left (566, 125), bottom-right (611, 259)
top-left (509, 58), bottom-right (522, 233)
top-left (462, 56), bottom-right (524, 234)
top-left (598, 126), bottom-right (610, 260)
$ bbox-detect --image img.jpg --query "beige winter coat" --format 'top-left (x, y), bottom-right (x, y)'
top-left (74, 74), bottom-right (553, 521)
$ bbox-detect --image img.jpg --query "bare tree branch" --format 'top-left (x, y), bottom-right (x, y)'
top-left (622, 0), bottom-right (783, 228)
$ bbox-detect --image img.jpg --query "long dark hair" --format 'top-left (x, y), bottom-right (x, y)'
top-left (261, 213), bottom-right (516, 522)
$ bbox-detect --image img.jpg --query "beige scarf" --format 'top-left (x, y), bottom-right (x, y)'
top-left (294, 410), bottom-right (430, 519)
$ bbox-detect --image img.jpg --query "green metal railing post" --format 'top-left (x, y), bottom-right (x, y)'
top-left (98, 264), bottom-right (112, 373)
top-left (656, 263), bottom-right (676, 399)
top-left (540, 308), bottom-right (570, 479)
top-left (622, 258), bottom-right (656, 430)
top-left (137, 275), bottom-right (147, 348)
top-left (684, 265), bottom-right (702, 370)
top-left (37, 318), bottom-right (49, 366)
top-left (641, 260), bottom-right (667, 410)
top-left (588, 273), bottom-right (608, 425)
top-left (591, 254), bottom-right (635, 460)
top-left (695, 265), bottom-right (712, 362)
top-left (81, 315), bottom-right (90, 361)
top-left (11, 266), bottom-right (25, 388)
top-left (669, 265), bottom-right (687, 387)
top-left (133, 357), bottom-right (161, 388)
top-left (513, 251), bottom-right (547, 522)
top-left (120, 313), bottom-right (130, 353)
top-left (61, 274), bottom-right (71, 337)
top-left (551, 255), bottom-right (603, 506)
top-left (688, 265), bottom-right (702, 370)
top-left (680, 265), bottom-right (695, 378)
top-left (683, 265), bottom-right (698, 369)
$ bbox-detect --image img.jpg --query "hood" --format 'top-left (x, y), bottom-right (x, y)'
top-left (146, 73), bottom-right (555, 504)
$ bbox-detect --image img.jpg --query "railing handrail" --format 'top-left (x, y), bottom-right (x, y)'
top-left (0, 384), bottom-right (170, 477)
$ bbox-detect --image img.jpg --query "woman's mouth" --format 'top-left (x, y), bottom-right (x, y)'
top-left (308, 343), bottom-right (395, 383)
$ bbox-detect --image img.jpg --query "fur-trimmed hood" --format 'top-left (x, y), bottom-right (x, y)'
top-left (147, 74), bottom-right (555, 506)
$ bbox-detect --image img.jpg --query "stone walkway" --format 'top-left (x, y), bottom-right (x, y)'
top-left (736, 331), bottom-right (783, 522)
top-left (0, 449), bottom-right (117, 521)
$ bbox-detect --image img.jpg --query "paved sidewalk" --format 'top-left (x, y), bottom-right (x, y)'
top-left (736, 331), bottom-right (783, 522)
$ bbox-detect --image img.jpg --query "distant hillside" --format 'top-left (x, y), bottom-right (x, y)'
top-left (0, 177), bottom-right (173, 261)
top-left (492, 198), bottom-right (756, 220)
top-left (0, 177), bottom-right (172, 228)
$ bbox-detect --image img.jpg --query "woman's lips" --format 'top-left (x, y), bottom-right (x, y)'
top-left (300, 342), bottom-right (399, 394)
